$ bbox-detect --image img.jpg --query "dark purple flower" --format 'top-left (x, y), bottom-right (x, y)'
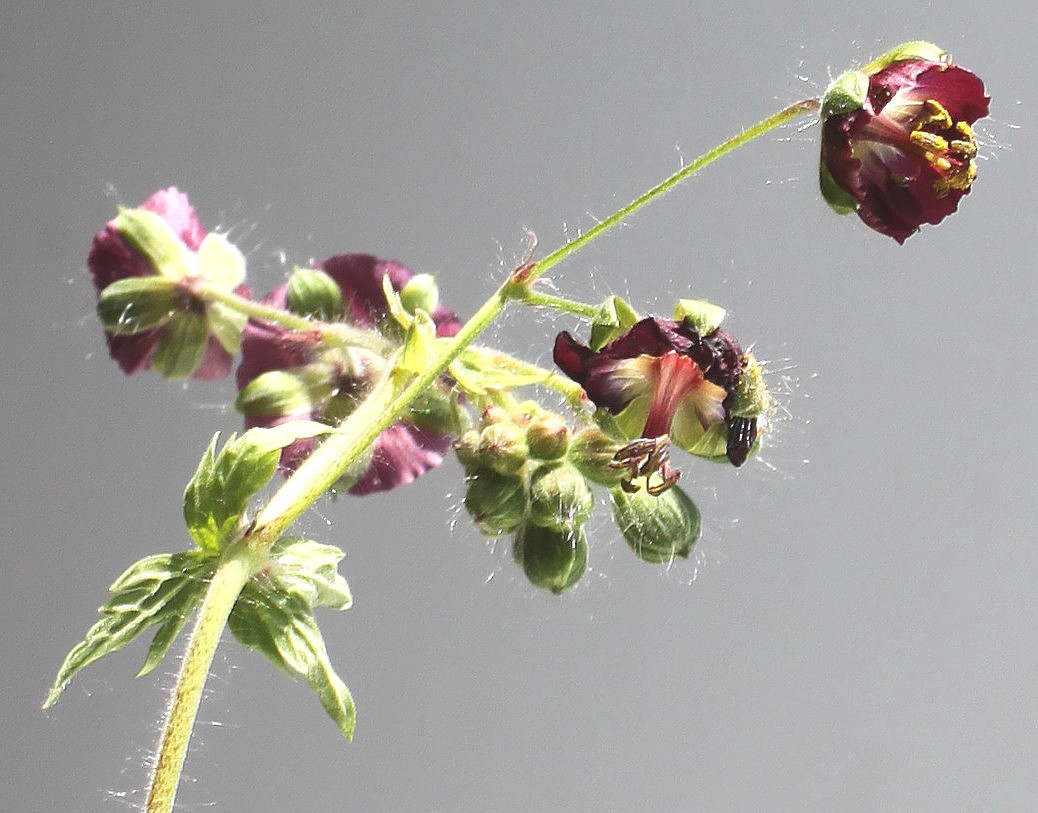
top-left (821, 57), bottom-right (989, 243)
top-left (553, 317), bottom-right (755, 467)
top-left (237, 254), bottom-right (461, 495)
top-left (88, 187), bottom-right (249, 379)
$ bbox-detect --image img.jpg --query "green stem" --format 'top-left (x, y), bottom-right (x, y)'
top-left (524, 97), bottom-right (820, 285)
top-left (145, 543), bottom-right (264, 813)
top-left (196, 284), bottom-right (389, 353)
top-left (514, 289), bottom-right (600, 318)
top-left (145, 95), bottom-right (819, 806)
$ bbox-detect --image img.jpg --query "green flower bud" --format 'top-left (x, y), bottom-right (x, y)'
top-left (286, 267), bottom-right (345, 321)
top-left (513, 522), bottom-right (588, 594)
top-left (567, 426), bottom-right (626, 487)
top-left (464, 469), bottom-right (527, 536)
top-left (611, 484), bottom-right (701, 564)
top-left (398, 273), bottom-right (440, 316)
top-left (406, 386), bottom-right (467, 439)
top-left (478, 422), bottom-right (529, 475)
top-left (527, 463), bottom-right (594, 530)
top-left (235, 363), bottom-right (337, 419)
top-left (453, 429), bottom-right (482, 472)
top-left (525, 413), bottom-right (570, 460)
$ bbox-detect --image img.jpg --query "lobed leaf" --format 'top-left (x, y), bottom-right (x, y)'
top-left (229, 537), bottom-right (354, 739)
top-left (43, 552), bottom-right (216, 709)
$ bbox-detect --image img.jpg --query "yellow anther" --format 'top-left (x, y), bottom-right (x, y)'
top-left (919, 99), bottom-right (953, 130)
top-left (910, 130), bottom-right (950, 153)
top-left (950, 139), bottom-right (978, 160)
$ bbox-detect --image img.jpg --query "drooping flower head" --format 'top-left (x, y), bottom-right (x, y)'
top-left (820, 42), bottom-right (989, 243)
top-left (88, 187), bottom-right (250, 378)
top-left (236, 254), bottom-right (462, 495)
top-left (553, 303), bottom-right (767, 477)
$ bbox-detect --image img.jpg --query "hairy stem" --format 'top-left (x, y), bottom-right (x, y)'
top-left (145, 544), bottom-right (264, 813)
top-left (195, 283), bottom-right (389, 353)
top-left (525, 97), bottom-right (820, 285)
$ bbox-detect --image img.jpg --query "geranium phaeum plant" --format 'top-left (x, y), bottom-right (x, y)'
top-left (46, 39), bottom-right (992, 813)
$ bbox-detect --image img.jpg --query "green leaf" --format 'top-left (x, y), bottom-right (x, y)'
top-left (96, 276), bottom-right (180, 335)
top-left (229, 538), bottom-right (354, 739)
top-left (183, 424), bottom-right (333, 553)
top-left (113, 207), bottom-right (194, 281)
top-left (151, 312), bottom-right (209, 379)
top-left (43, 552), bottom-right (216, 709)
top-left (588, 295), bottom-right (640, 352)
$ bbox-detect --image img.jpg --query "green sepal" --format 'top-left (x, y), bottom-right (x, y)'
top-left (95, 276), bottom-right (179, 335)
top-left (860, 41), bottom-right (946, 76)
top-left (450, 348), bottom-right (552, 396)
top-left (235, 364), bottom-right (337, 420)
top-left (43, 551), bottom-right (217, 709)
top-left (512, 522), bottom-right (588, 594)
top-left (397, 308), bottom-right (437, 375)
top-left (682, 421), bottom-right (729, 462)
top-left (381, 273), bottom-right (412, 331)
top-left (820, 161), bottom-right (859, 215)
top-left (287, 267), bottom-right (345, 321)
top-left (113, 207), bottom-right (194, 281)
top-left (228, 537), bottom-right (354, 739)
top-left (527, 463), bottom-right (594, 530)
top-left (820, 69), bottom-right (869, 119)
top-left (566, 425), bottom-right (626, 487)
top-left (207, 301), bottom-right (247, 355)
top-left (729, 355), bottom-right (769, 418)
top-left (674, 299), bottom-right (726, 336)
top-left (183, 424), bottom-right (332, 554)
top-left (611, 484), bottom-right (701, 564)
top-left (151, 312), bottom-right (209, 379)
top-left (195, 232), bottom-right (245, 289)
top-left (588, 295), bottom-right (640, 352)
top-left (464, 468), bottom-right (528, 536)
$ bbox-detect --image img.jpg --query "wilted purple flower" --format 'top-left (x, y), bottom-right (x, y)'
top-left (88, 187), bottom-right (249, 378)
top-left (820, 51), bottom-right (989, 243)
top-left (553, 317), bottom-right (754, 467)
top-left (236, 254), bottom-right (461, 495)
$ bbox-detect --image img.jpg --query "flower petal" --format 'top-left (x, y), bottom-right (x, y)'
top-left (347, 423), bottom-right (452, 495)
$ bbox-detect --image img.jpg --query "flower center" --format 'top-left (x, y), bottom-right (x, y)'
top-left (905, 99), bottom-right (979, 197)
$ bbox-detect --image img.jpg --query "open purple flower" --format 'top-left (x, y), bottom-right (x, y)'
top-left (236, 254), bottom-right (462, 495)
top-left (553, 317), bottom-right (755, 468)
top-left (820, 48), bottom-right (989, 243)
top-left (88, 187), bottom-right (250, 379)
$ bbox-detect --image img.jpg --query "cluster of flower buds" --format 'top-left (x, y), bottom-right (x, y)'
top-left (456, 406), bottom-right (593, 593)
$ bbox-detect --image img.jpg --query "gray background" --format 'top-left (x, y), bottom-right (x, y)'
top-left (4, 1), bottom-right (1035, 811)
